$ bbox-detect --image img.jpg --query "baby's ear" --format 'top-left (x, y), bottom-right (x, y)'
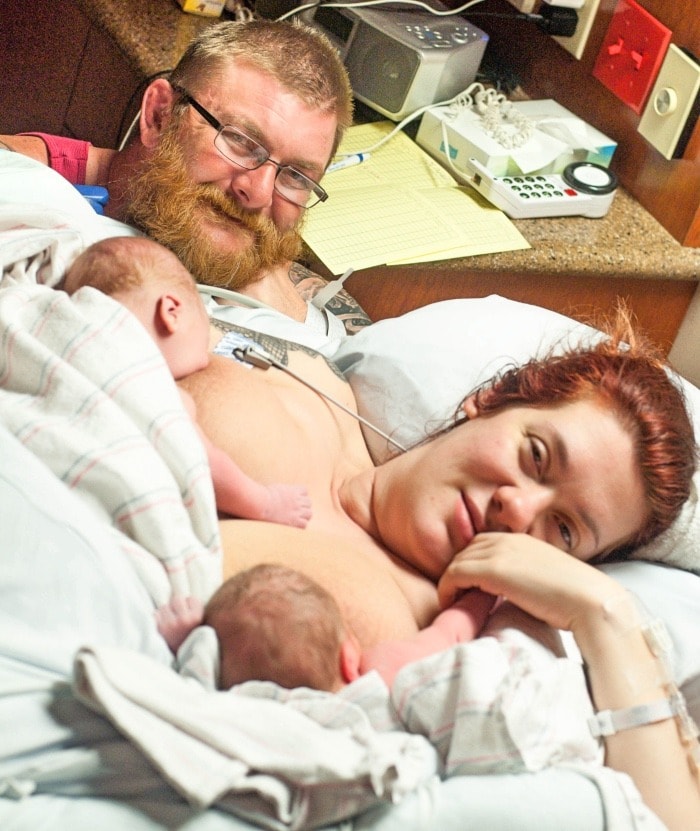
top-left (339, 636), bottom-right (362, 683)
top-left (461, 393), bottom-right (480, 420)
top-left (155, 292), bottom-right (181, 335)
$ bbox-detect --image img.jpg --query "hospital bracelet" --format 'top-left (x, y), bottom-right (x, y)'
top-left (586, 608), bottom-right (700, 774)
top-left (588, 693), bottom-right (685, 738)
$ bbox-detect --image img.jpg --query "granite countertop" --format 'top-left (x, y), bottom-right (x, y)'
top-left (431, 186), bottom-right (700, 281)
top-left (77, 0), bottom-right (700, 283)
top-left (75, 0), bottom-right (217, 77)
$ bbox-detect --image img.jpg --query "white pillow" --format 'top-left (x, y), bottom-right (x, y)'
top-left (334, 296), bottom-right (700, 722)
top-left (334, 296), bottom-right (601, 461)
top-left (334, 295), bottom-right (700, 575)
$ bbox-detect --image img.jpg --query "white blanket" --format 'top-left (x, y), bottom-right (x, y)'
top-left (177, 604), bottom-right (602, 777)
top-left (0, 282), bottom-right (222, 605)
top-left (72, 605), bottom-right (666, 831)
top-left (73, 645), bottom-right (438, 831)
top-left (0, 148), bottom-right (139, 289)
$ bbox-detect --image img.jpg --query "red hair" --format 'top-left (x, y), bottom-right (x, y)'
top-left (465, 319), bottom-right (696, 554)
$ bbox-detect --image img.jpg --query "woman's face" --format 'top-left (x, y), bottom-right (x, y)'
top-left (370, 398), bottom-right (648, 580)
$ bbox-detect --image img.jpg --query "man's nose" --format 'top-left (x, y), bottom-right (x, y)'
top-left (493, 483), bottom-right (552, 534)
top-left (228, 163), bottom-right (277, 211)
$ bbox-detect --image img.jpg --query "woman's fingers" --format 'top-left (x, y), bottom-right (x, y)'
top-left (437, 533), bottom-right (615, 632)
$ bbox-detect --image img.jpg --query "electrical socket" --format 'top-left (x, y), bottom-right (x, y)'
top-left (552, 0), bottom-right (602, 59)
top-left (592, 0), bottom-right (672, 114)
top-left (638, 44), bottom-right (700, 159)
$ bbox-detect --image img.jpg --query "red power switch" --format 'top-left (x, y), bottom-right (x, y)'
top-left (592, 0), bottom-right (672, 114)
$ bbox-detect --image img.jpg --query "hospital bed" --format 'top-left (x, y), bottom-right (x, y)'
top-left (1, 149), bottom-right (699, 830)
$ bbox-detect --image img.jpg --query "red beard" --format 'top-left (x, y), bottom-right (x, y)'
top-left (122, 128), bottom-right (303, 291)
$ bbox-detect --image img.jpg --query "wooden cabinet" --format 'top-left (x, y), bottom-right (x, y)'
top-left (0, 0), bottom-right (142, 147)
top-left (345, 265), bottom-right (695, 355)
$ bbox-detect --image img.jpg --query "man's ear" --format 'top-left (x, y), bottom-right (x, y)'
top-left (140, 78), bottom-right (177, 148)
top-left (339, 636), bottom-right (362, 683)
top-left (155, 292), bottom-right (181, 336)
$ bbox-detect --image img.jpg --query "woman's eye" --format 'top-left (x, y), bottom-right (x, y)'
top-left (557, 519), bottom-right (573, 550)
top-left (529, 437), bottom-right (545, 473)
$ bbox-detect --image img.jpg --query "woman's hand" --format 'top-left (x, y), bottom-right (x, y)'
top-left (437, 532), bottom-right (624, 635)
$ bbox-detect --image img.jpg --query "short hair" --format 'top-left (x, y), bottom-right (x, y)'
top-left (205, 563), bottom-right (346, 691)
top-left (63, 236), bottom-right (197, 298)
top-left (169, 19), bottom-right (353, 155)
top-left (461, 314), bottom-right (697, 555)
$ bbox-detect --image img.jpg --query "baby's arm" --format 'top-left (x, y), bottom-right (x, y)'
top-left (155, 595), bottom-right (205, 653)
top-left (179, 388), bottom-right (312, 528)
top-left (359, 590), bottom-right (497, 687)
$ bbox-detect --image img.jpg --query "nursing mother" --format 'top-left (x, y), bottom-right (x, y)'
top-left (183, 317), bottom-right (699, 829)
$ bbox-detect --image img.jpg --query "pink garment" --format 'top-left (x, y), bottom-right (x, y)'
top-left (19, 132), bottom-right (91, 185)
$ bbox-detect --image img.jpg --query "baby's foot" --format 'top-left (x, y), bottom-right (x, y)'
top-left (155, 595), bottom-right (205, 653)
top-left (263, 483), bottom-right (312, 528)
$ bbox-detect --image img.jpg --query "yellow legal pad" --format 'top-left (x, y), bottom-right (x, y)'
top-left (301, 121), bottom-right (530, 275)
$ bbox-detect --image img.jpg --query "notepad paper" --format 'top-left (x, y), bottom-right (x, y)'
top-left (301, 121), bottom-right (530, 275)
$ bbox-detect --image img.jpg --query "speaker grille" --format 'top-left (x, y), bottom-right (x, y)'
top-left (345, 22), bottom-right (420, 116)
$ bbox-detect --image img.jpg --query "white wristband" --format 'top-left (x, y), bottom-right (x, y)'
top-left (589, 696), bottom-right (681, 738)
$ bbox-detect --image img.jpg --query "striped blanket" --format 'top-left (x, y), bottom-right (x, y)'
top-left (0, 282), bottom-right (222, 605)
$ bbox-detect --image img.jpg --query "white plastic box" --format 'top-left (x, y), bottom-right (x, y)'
top-left (416, 98), bottom-right (617, 177)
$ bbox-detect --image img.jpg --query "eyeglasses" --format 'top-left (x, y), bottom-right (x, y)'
top-left (172, 85), bottom-right (328, 209)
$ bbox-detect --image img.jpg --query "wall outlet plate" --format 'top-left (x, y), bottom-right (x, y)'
top-left (552, 0), bottom-right (602, 60)
top-left (592, 0), bottom-right (672, 114)
top-left (638, 44), bottom-right (700, 160)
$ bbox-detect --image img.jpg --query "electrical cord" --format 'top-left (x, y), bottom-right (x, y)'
top-left (276, 0), bottom-right (488, 22)
top-left (233, 344), bottom-right (408, 452)
top-left (277, 0), bottom-right (576, 36)
top-left (467, 8), bottom-right (578, 37)
top-left (117, 70), bottom-right (173, 150)
top-left (330, 81), bottom-right (533, 165)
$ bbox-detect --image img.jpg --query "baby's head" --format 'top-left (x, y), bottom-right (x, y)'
top-left (205, 563), bottom-right (360, 692)
top-left (64, 236), bottom-right (211, 379)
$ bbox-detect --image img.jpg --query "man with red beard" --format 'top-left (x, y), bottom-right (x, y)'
top-left (1, 19), bottom-right (368, 333)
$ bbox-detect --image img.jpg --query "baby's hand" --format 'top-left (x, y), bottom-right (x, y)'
top-left (431, 590), bottom-right (497, 643)
top-left (155, 595), bottom-right (205, 653)
top-left (262, 484), bottom-right (312, 528)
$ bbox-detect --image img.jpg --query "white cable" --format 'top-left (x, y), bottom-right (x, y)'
top-left (118, 111), bottom-right (141, 151)
top-left (197, 284), bottom-right (279, 311)
top-left (235, 345), bottom-right (407, 452)
top-left (277, 0), bottom-right (487, 23)
top-left (331, 81), bottom-right (483, 163)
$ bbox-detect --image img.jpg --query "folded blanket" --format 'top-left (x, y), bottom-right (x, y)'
top-left (0, 283), bottom-right (222, 605)
top-left (96, 605), bottom-right (659, 831)
top-left (0, 149), bottom-right (138, 289)
top-left (73, 644), bottom-right (438, 831)
top-left (178, 604), bottom-right (601, 776)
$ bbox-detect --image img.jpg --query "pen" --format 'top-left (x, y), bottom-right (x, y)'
top-left (326, 152), bottom-right (370, 173)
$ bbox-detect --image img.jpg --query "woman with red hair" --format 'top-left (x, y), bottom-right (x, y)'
top-left (183, 313), bottom-right (699, 829)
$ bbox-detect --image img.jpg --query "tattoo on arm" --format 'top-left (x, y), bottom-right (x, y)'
top-left (209, 319), bottom-right (346, 379)
top-left (288, 261), bottom-right (373, 334)
top-left (0, 140), bottom-right (14, 152)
